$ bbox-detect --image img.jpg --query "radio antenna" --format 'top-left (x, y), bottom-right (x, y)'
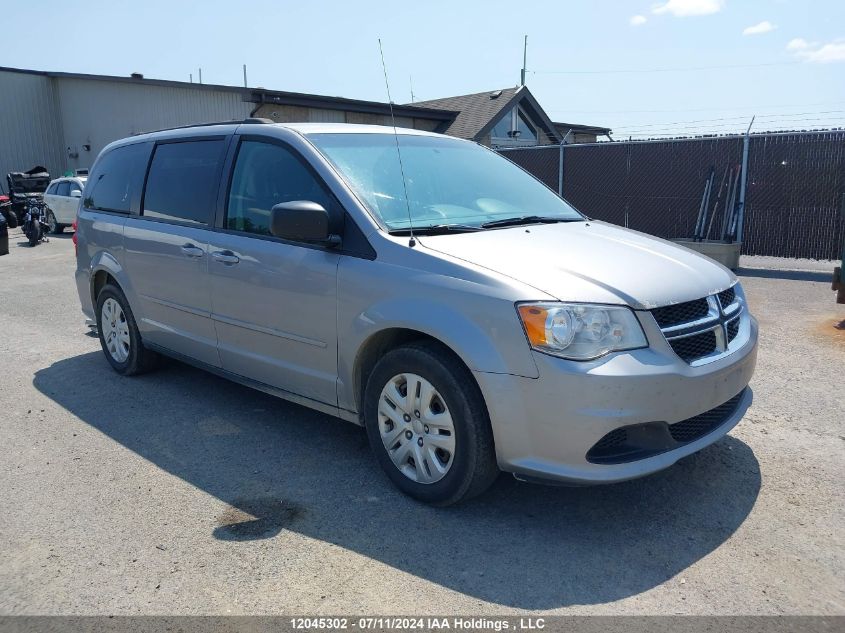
top-left (378, 38), bottom-right (415, 247)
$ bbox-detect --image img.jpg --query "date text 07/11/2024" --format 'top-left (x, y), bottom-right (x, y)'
top-left (289, 617), bottom-right (547, 631)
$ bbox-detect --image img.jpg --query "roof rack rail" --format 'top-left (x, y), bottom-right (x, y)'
top-left (139, 118), bottom-right (274, 135)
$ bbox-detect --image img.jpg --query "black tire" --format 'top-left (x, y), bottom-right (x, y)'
top-left (95, 283), bottom-right (160, 376)
top-left (25, 221), bottom-right (40, 246)
top-left (363, 341), bottom-right (499, 506)
top-left (46, 210), bottom-right (64, 234)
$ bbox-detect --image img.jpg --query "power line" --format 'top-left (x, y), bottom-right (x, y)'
top-left (529, 61), bottom-right (800, 75)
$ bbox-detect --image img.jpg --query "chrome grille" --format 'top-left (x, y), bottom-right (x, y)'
top-left (651, 285), bottom-right (743, 365)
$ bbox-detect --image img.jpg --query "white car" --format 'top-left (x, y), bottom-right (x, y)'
top-left (43, 176), bottom-right (86, 233)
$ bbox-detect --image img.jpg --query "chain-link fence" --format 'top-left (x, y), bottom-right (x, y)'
top-left (500, 130), bottom-right (845, 261)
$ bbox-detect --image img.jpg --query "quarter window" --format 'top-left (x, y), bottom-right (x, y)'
top-left (84, 143), bottom-right (148, 213)
top-left (143, 140), bottom-right (225, 225)
top-left (226, 141), bottom-right (336, 236)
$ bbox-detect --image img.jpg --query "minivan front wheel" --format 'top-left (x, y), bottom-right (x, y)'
top-left (95, 284), bottom-right (159, 375)
top-left (364, 342), bottom-right (498, 505)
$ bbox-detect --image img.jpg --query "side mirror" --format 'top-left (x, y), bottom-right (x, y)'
top-left (70, 190), bottom-right (82, 198)
top-left (270, 201), bottom-right (340, 246)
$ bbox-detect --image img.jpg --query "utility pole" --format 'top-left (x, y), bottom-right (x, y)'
top-left (520, 35), bottom-right (528, 85)
top-left (409, 76), bottom-right (415, 103)
top-left (243, 64), bottom-right (248, 88)
top-left (559, 129), bottom-right (572, 196)
top-left (189, 73), bottom-right (193, 83)
top-left (736, 115), bottom-right (755, 243)
top-left (198, 68), bottom-right (203, 84)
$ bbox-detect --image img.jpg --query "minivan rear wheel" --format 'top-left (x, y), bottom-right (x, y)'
top-left (363, 342), bottom-right (498, 505)
top-left (95, 284), bottom-right (159, 375)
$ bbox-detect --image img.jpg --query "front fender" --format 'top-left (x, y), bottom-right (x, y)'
top-left (336, 257), bottom-right (541, 413)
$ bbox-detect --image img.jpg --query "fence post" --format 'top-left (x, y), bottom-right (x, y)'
top-left (736, 117), bottom-right (755, 244)
top-left (559, 129), bottom-right (572, 197)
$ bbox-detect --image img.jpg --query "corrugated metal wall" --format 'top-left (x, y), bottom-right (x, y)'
top-left (0, 70), bottom-right (253, 181)
top-left (57, 78), bottom-right (252, 173)
top-left (0, 70), bottom-right (66, 185)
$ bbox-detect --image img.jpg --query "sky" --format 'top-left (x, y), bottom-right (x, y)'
top-left (2, 0), bottom-right (843, 138)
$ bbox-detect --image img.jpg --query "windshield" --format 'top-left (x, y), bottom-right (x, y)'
top-left (308, 133), bottom-right (583, 231)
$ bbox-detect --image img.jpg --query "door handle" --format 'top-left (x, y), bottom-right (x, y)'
top-left (211, 250), bottom-right (240, 265)
top-left (180, 243), bottom-right (205, 258)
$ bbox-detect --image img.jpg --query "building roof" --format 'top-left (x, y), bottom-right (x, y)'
top-left (0, 65), bottom-right (252, 95)
top-left (247, 89), bottom-right (455, 122)
top-left (412, 87), bottom-right (521, 139)
top-left (0, 65), bottom-right (456, 124)
top-left (1, 65), bottom-right (609, 143)
top-left (553, 121), bottom-right (612, 137)
top-left (411, 86), bottom-right (585, 145)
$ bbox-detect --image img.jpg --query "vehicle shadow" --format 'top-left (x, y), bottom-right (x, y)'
top-left (34, 352), bottom-right (761, 609)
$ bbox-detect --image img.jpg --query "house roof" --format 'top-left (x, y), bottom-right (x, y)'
top-left (412, 87), bottom-right (521, 139)
top-left (412, 86), bottom-right (567, 144)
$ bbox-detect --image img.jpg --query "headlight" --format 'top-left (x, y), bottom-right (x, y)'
top-left (517, 302), bottom-right (648, 360)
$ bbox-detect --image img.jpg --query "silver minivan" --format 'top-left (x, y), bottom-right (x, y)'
top-left (75, 120), bottom-right (758, 505)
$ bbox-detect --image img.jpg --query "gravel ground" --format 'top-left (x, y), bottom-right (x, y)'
top-left (0, 229), bottom-right (843, 615)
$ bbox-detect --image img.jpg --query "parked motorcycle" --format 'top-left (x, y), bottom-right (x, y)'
top-left (22, 197), bottom-right (50, 247)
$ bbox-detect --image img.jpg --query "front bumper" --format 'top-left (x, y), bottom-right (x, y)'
top-left (474, 314), bottom-right (758, 484)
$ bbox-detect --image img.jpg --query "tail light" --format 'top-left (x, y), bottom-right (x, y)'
top-left (72, 220), bottom-right (78, 255)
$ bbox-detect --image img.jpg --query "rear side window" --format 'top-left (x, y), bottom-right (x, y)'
top-left (226, 140), bottom-right (337, 235)
top-left (56, 182), bottom-right (70, 196)
top-left (143, 140), bottom-right (225, 225)
top-left (84, 143), bottom-right (148, 213)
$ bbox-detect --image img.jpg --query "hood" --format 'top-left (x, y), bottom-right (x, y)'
top-left (417, 221), bottom-right (735, 309)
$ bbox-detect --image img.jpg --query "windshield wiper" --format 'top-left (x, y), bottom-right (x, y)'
top-left (481, 215), bottom-right (583, 229)
top-left (389, 223), bottom-right (483, 235)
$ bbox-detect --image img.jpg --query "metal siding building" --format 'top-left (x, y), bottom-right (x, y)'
top-left (0, 70), bottom-right (66, 183)
top-left (0, 67), bottom-right (252, 181)
top-left (56, 77), bottom-right (251, 173)
top-left (1, 66), bottom-right (610, 188)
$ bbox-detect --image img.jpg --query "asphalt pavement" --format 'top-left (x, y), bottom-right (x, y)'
top-left (0, 229), bottom-right (842, 615)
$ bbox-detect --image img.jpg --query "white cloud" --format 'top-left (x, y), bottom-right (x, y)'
top-left (786, 38), bottom-right (812, 51)
top-left (787, 38), bottom-right (845, 63)
top-left (742, 21), bottom-right (776, 36)
top-left (652, 0), bottom-right (724, 17)
top-left (630, 14), bottom-right (648, 26)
